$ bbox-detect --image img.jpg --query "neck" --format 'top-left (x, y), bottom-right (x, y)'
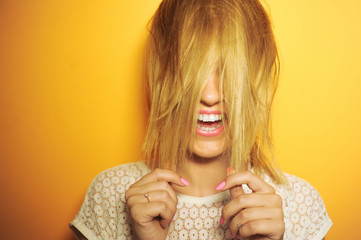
top-left (172, 153), bottom-right (229, 197)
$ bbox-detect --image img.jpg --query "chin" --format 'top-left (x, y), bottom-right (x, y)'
top-left (191, 142), bottom-right (227, 160)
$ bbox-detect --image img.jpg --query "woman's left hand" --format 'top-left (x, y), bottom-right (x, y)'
top-left (218, 170), bottom-right (285, 240)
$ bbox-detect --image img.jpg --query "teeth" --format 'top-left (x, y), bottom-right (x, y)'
top-left (209, 114), bottom-right (215, 121)
top-left (198, 114), bottom-right (222, 122)
top-left (203, 114), bottom-right (209, 122)
top-left (197, 121), bottom-right (223, 131)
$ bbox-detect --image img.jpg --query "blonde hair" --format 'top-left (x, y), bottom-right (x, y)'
top-left (142, 0), bottom-right (285, 184)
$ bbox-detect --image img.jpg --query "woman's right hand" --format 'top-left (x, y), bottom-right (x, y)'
top-left (125, 168), bottom-right (189, 240)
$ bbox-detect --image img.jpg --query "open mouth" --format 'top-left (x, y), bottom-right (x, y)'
top-left (197, 114), bottom-right (223, 131)
top-left (196, 111), bottom-right (225, 137)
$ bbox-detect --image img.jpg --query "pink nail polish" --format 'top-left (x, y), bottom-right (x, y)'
top-left (180, 177), bottom-right (190, 186)
top-left (216, 181), bottom-right (226, 190)
top-left (229, 231), bottom-right (232, 238)
top-left (220, 216), bottom-right (224, 225)
top-left (169, 217), bottom-right (173, 226)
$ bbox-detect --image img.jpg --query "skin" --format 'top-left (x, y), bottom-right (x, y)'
top-left (173, 72), bottom-right (229, 197)
top-left (73, 73), bottom-right (327, 240)
top-left (125, 169), bottom-right (186, 240)
top-left (221, 168), bottom-right (284, 239)
top-left (191, 71), bottom-right (227, 159)
top-left (125, 74), bottom-right (287, 240)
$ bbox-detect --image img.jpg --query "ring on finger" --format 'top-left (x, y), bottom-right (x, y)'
top-left (144, 192), bottom-right (151, 203)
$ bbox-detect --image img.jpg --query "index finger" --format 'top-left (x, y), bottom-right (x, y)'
top-left (219, 171), bottom-right (274, 193)
top-left (131, 168), bottom-right (189, 188)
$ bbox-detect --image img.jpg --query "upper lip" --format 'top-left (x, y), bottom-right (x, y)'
top-left (199, 110), bottom-right (222, 114)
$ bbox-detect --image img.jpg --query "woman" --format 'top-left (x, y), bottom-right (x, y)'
top-left (70, 0), bottom-right (332, 239)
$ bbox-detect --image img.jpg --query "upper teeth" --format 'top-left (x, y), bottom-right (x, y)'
top-left (198, 114), bottom-right (222, 122)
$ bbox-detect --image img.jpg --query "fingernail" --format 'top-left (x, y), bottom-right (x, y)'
top-left (216, 181), bottom-right (226, 190)
top-left (220, 216), bottom-right (224, 225)
top-left (180, 177), bottom-right (190, 186)
top-left (229, 231), bottom-right (232, 238)
top-left (169, 217), bottom-right (173, 226)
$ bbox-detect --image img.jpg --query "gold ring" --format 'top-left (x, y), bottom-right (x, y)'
top-left (144, 192), bottom-right (151, 203)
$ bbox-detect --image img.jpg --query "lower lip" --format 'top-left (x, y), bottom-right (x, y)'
top-left (196, 124), bottom-right (224, 137)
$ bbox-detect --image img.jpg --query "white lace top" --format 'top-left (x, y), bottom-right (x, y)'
top-left (70, 162), bottom-right (332, 240)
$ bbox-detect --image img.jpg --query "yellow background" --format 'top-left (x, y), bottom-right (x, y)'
top-left (0, 0), bottom-right (360, 239)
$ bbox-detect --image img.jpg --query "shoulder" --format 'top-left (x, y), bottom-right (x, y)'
top-left (273, 173), bottom-right (333, 240)
top-left (88, 161), bottom-right (150, 205)
top-left (94, 161), bottom-right (150, 182)
top-left (70, 161), bottom-right (150, 240)
top-left (282, 173), bottom-right (328, 214)
top-left (91, 161), bottom-right (150, 190)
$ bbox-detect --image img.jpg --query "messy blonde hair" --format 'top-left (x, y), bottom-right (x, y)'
top-left (142, 0), bottom-right (285, 184)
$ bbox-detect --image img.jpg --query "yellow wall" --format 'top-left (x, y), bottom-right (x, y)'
top-left (0, 0), bottom-right (360, 239)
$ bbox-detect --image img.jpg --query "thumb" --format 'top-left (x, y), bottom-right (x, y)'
top-left (227, 167), bottom-right (244, 199)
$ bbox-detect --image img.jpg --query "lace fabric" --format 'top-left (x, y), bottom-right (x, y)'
top-left (70, 162), bottom-right (332, 240)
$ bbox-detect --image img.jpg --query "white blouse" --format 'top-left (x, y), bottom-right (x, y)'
top-left (70, 161), bottom-right (332, 240)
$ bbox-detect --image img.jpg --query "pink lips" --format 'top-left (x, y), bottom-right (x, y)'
top-left (196, 110), bottom-right (224, 137)
top-left (198, 110), bottom-right (221, 114)
top-left (197, 125), bottom-right (224, 137)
